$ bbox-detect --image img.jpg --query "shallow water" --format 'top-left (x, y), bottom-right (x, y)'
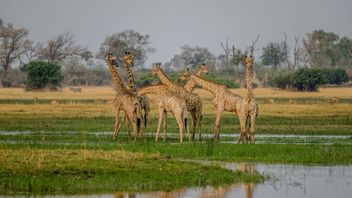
top-left (13, 162), bottom-right (351, 198)
top-left (1, 130), bottom-right (351, 139)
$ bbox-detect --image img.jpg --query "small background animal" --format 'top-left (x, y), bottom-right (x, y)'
top-left (69, 87), bottom-right (82, 93)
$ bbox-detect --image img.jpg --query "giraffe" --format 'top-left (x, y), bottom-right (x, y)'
top-left (152, 63), bottom-right (203, 140)
top-left (138, 84), bottom-right (190, 143)
top-left (238, 55), bottom-right (258, 143)
top-left (181, 67), bottom-right (258, 143)
top-left (183, 64), bottom-right (209, 93)
top-left (105, 53), bottom-right (144, 143)
top-left (121, 51), bottom-right (151, 128)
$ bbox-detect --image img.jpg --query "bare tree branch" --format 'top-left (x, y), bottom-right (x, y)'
top-left (248, 34), bottom-right (260, 55)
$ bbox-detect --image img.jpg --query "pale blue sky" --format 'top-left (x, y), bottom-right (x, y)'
top-left (1, 0), bottom-right (351, 66)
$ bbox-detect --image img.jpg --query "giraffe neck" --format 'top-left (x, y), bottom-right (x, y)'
top-left (189, 74), bottom-right (224, 96)
top-left (156, 68), bottom-right (189, 98)
top-left (246, 63), bottom-right (253, 100)
top-left (107, 63), bottom-right (128, 96)
top-left (124, 63), bottom-right (136, 90)
top-left (183, 68), bottom-right (204, 92)
top-left (184, 80), bottom-right (197, 92)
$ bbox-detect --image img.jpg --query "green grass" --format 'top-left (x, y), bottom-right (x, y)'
top-left (0, 148), bottom-right (262, 195)
top-left (2, 139), bottom-right (352, 165)
top-left (0, 114), bottom-right (350, 135)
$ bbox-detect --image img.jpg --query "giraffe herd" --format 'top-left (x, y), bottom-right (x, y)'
top-left (105, 52), bottom-right (258, 144)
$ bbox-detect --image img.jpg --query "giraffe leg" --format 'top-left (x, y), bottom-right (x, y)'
top-left (114, 108), bottom-right (126, 141)
top-left (130, 111), bottom-right (139, 144)
top-left (131, 117), bottom-right (138, 144)
top-left (196, 107), bottom-right (203, 141)
top-left (163, 111), bottom-right (167, 143)
top-left (214, 108), bottom-right (224, 141)
top-left (174, 112), bottom-right (184, 144)
top-left (125, 113), bottom-right (131, 141)
top-left (116, 112), bottom-right (126, 141)
top-left (113, 107), bottom-right (120, 140)
top-left (249, 112), bottom-right (255, 144)
top-left (190, 111), bottom-right (197, 140)
top-left (238, 113), bottom-right (247, 143)
top-left (155, 108), bottom-right (164, 142)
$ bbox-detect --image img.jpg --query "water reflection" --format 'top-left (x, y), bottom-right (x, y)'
top-left (11, 162), bottom-right (352, 198)
top-left (87, 162), bottom-right (352, 198)
top-left (96, 163), bottom-right (256, 198)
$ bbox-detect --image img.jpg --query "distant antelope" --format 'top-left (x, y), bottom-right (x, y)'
top-left (329, 97), bottom-right (340, 104)
top-left (69, 87), bottom-right (82, 92)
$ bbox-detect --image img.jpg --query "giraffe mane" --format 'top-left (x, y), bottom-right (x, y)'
top-left (193, 74), bottom-right (225, 86)
top-left (158, 67), bottom-right (183, 87)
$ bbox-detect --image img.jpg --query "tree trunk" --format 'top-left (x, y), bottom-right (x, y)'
top-left (1, 65), bottom-right (9, 87)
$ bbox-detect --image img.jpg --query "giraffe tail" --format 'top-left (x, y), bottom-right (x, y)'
top-left (184, 118), bottom-right (188, 131)
top-left (144, 113), bottom-right (147, 128)
top-left (137, 118), bottom-right (141, 134)
top-left (245, 114), bottom-right (251, 140)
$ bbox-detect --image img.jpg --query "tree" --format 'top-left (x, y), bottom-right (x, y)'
top-left (0, 19), bottom-right (32, 86)
top-left (230, 48), bottom-right (246, 74)
top-left (25, 61), bottom-right (63, 89)
top-left (261, 42), bottom-right (285, 70)
top-left (180, 45), bottom-right (215, 69)
top-left (220, 39), bottom-right (233, 70)
top-left (335, 37), bottom-right (352, 66)
top-left (96, 29), bottom-right (155, 67)
top-left (61, 59), bottom-right (88, 86)
top-left (36, 32), bottom-right (91, 63)
top-left (303, 30), bottom-right (339, 67)
top-left (163, 54), bottom-right (184, 71)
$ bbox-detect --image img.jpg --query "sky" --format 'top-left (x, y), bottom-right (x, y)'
top-left (1, 0), bottom-right (352, 66)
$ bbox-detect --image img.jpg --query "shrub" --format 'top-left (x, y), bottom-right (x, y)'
top-left (269, 68), bottom-right (349, 91)
top-left (319, 68), bottom-right (349, 84)
top-left (25, 61), bottom-right (63, 89)
top-left (135, 72), bottom-right (159, 87)
top-left (292, 68), bottom-right (325, 91)
top-left (268, 71), bottom-right (294, 89)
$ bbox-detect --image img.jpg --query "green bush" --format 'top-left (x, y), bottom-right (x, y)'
top-left (293, 68), bottom-right (325, 91)
top-left (135, 72), bottom-right (159, 87)
top-left (319, 68), bottom-right (349, 84)
top-left (268, 71), bottom-right (294, 89)
top-left (269, 67), bottom-right (349, 91)
top-left (25, 61), bottom-right (63, 89)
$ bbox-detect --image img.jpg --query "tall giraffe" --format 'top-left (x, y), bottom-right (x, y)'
top-left (152, 63), bottom-right (203, 140)
top-left (181, 68), bottom-right (258, 143)
top-left (138, 84), bottom-right (190, 143)
top-left (183, 64), bottom-right (209, 93)
top-left (121, 51), bottom-right (151, 128)
top-left (239, 55), bottom-right (257, 143)
top-left (105, 53), bottom-right (144, 143)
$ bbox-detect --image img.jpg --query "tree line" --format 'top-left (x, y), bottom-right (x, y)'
top-left (0, 18), bottom-right (351, 90)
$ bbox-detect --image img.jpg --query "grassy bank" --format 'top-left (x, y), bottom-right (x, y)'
top-left (0, 148), bottom-right (262, 195)
top-left (2, 142), bottom-right (352, 165)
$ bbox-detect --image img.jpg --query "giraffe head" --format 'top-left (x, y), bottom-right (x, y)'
top-left (106, 53), bottom-right (118, 67)
top-left (122, 51), bottom-right (134, 66)
top-left (179, 68), bottom-right (191, 81)
top-left (152, 62), bottom-right (162, 76)
top-left (244, 55), bottom-right (254, 67)
top-left (198, 63), bottom-right (208, 75)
